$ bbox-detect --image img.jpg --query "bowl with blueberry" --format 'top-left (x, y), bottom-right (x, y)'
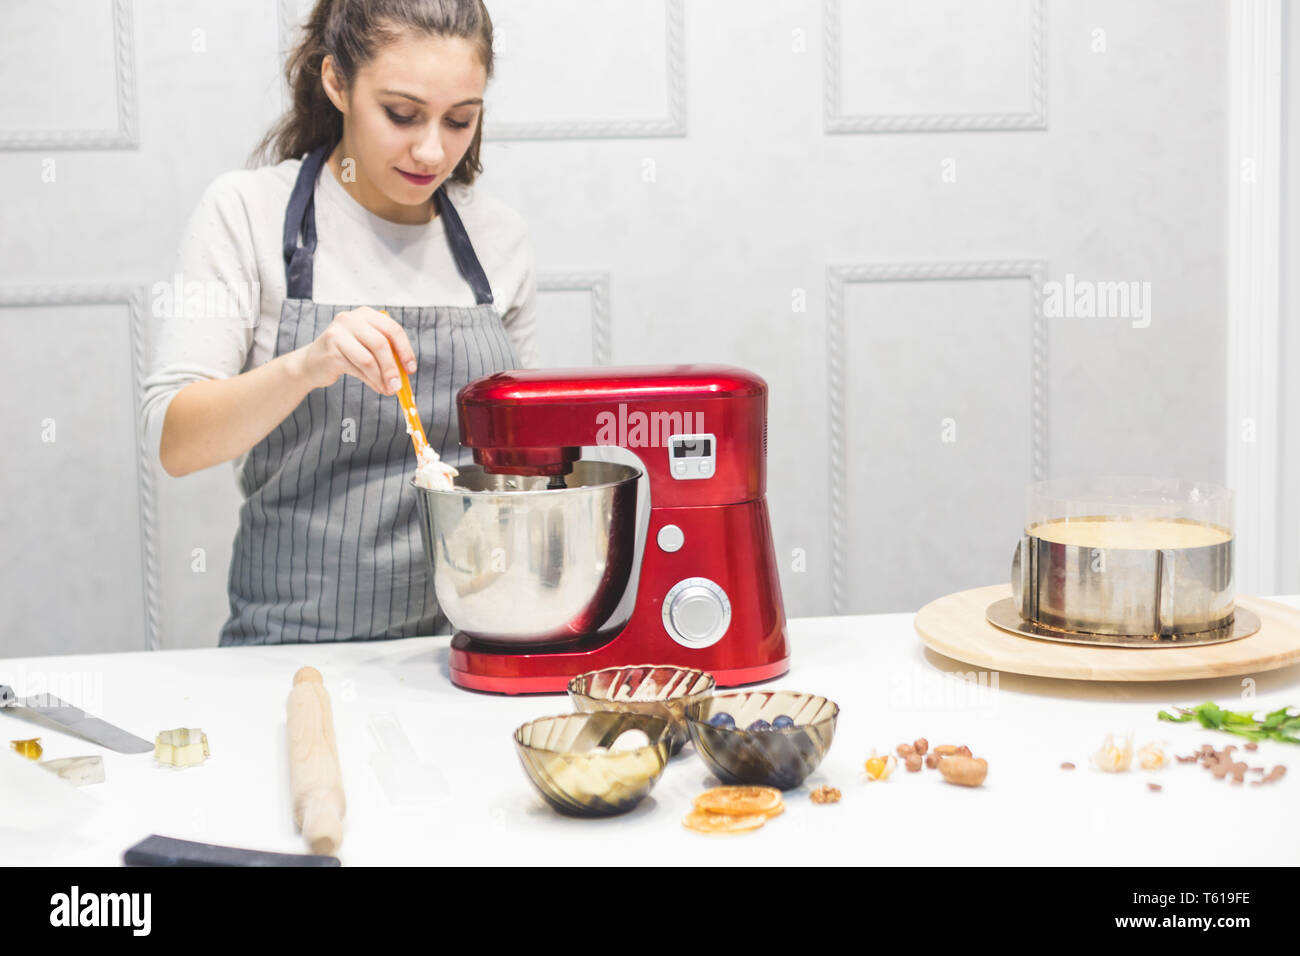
top-left (514, 711), bottom-right (673, 816)
top-left (568, 665), bottom-right (716, 756)
top-left (685, 691), bottom-right (839, 790)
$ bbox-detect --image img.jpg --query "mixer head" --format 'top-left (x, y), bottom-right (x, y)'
top-left (456, 365), bottom-right (768, 505)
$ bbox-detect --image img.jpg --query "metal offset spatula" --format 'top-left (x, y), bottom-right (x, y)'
top-left (0, 685), bottom-right (153, 753)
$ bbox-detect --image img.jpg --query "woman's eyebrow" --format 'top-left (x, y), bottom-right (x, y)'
top-left (379, 89), bottom-right (483, 108)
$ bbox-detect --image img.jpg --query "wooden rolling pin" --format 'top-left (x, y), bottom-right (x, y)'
top-left (287, 666), bottom-right (346, 855)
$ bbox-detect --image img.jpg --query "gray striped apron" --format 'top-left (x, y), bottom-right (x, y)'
top-left (219, 144), bottom-right (519, 645)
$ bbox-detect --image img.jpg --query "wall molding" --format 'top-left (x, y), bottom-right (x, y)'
top-left (826, 260), bottom-right (1047, 613)
top-left (0, 0), bottom-right (139, 150)
top-left (1226, 0), bottom-right (1283, 595)
top-left (822, 0), bottom-right (1047, 133)
top-left (488, 0), bottom-right (685, 140)
top-left (538, 271), bottom-right (612, 365)
top-left (0, 283), bottom-right (160, 650)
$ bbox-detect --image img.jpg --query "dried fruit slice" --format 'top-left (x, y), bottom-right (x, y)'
top-left (682, 809), bottom-right (768, 834)
top-left (693, 786), bottom-right (784, 817)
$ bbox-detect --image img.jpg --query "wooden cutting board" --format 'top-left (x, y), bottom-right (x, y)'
top-left (914, 584), bottom-right (1300, 681)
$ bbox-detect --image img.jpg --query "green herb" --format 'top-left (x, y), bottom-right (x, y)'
top-left (1157, 702), bottom-right (1300, 744)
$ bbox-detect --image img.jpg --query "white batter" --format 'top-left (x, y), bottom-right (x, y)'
top-left (1029, 517), bottom-right (1231, 549)
top-left (412, 446), bottom-right (459, 491)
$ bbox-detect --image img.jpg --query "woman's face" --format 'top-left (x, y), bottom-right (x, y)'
top-left (323, 32), bottom-right (486, 219)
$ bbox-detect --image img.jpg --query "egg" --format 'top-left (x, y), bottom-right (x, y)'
top-left (608, 729), bottom-right (652, 753)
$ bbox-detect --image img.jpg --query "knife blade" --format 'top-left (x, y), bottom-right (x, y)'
top-left (0, 685), bottom-right (153, 754)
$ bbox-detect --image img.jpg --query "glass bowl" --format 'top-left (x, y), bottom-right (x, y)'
top-left (513, 712), bottom-right (671, 817)
top-left (685, 691), bottom-right (839, 790)
top-left (568, 665), bottom-right (716, 756)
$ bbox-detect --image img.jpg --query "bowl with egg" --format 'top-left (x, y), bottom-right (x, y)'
top-left (568, 665), bottom-right (716, 756)
top-left (685, 690), bottom-right (839, 790)
top-left (996, 477), bottom-right (1254, 645)
top-left (513, 711), bottom-right (672, 816)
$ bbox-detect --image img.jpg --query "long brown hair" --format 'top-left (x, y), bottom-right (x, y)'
top-left (251, 0), bottom-right (494, 185)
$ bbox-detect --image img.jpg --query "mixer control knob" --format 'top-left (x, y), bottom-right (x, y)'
top-left (662, 577), bottom-right (731, 649)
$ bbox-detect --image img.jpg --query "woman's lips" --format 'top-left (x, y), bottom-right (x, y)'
top-left (397, 169), bottom-right (437, 186)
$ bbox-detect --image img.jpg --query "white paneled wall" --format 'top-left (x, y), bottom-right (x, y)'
top-left (0, 0), bottom-right (1286, 657)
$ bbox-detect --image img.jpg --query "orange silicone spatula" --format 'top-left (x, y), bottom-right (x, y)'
top-left (381, 312), bottom-right (429, 461)
top-left (393, 350), bottom-right (430, 460)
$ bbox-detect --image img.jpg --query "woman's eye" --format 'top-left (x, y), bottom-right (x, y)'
top-left (384, 107), bottom-right (417, 125)
top-left (446, 118), bottom-right (471, 130)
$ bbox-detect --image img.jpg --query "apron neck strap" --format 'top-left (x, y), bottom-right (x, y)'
top-left (433, 185), bottom-right (494, 306)
top-left (282, 144), bottom-right (328, 301)
top-left (282, 143), bottom-right (494, 306)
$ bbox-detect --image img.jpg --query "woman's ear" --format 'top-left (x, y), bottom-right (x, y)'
top-left (320, 54), bottom-right (348, 114)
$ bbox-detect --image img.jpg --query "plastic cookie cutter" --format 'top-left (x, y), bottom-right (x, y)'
top-left (10, 738), bottom-right (42, 760)
top-left (154, 728), bottom-right (210, 768)
top-left (368, 713), bottom-right (449, 807)
top-left (41, 755), bottom-right (105, 786)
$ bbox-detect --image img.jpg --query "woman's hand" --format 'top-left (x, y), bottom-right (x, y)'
top-left (297, 306), bottom-right (416, 395)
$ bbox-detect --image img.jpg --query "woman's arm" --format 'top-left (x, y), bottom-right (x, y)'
top-left (141, 171), bottom-right (263, 477)
top-left (159, 348), bottom-right (312, 477)
top-left (160, 307), bottom-right (416, 477)
top-left (144, 172), bottom-right (414, 478)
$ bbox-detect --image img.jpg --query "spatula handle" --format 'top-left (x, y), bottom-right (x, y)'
top-left (379, 310), bottom-right (431, 459)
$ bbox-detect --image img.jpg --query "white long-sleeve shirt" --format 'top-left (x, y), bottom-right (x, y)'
top-left (139, 156), bottom-right (538, 476)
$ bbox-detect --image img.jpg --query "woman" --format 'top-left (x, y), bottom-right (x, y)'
top-left (140, 0), bottom-right (535, 645)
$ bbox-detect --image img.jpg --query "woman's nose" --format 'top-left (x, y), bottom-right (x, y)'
top-left (412, 130), bottom-right (446, 169)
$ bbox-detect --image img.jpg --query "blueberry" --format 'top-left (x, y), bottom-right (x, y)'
top-left (747, 719), bottom-right (772, 732)
top-left (772, 714), bottom-right (795, 729)
top-left (707, 712), bottom-right (736, 729)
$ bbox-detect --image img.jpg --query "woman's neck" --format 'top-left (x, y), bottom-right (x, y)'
top-left (325, 142), bottom-right (438, 225)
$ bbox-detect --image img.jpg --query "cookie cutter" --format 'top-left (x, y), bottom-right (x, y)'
top-left (154, 728), bottom-right (210, 768)
top-left (10, 737), bottom-right (42, 760)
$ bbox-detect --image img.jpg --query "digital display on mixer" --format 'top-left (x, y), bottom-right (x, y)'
top-left (672, 439), bottom-right (712, 458)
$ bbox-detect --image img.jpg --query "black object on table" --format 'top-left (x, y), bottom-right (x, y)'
top-left (123, 834), bottom-right (341, 867)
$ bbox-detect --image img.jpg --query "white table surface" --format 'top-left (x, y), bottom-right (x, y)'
top-left (5, 597), bottom-right (1300, 866)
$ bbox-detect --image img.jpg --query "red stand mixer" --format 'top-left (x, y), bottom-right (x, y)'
top-left (413, 365), bottom-right (789, 694)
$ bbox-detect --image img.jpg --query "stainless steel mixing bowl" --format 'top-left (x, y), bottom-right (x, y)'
top-left (412, 461), bottom-right (640, 646)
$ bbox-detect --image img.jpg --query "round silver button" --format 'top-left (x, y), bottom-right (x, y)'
top-left (656, 524), bottom-right (685, 553)
top-left (662, 577), bottom-right (731, 648)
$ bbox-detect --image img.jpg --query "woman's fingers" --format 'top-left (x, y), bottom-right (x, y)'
top-left (369, 310), bottom-right (417, 375)
top-left (333, 333), bottom-right (390, 395)
top-left (348, 320), bottom-right (405, 395)
top-left (311, 307), bottom-right (416, 396)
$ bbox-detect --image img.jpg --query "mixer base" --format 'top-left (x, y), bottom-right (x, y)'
top-left (448, 632), bottom-right (789, 695)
